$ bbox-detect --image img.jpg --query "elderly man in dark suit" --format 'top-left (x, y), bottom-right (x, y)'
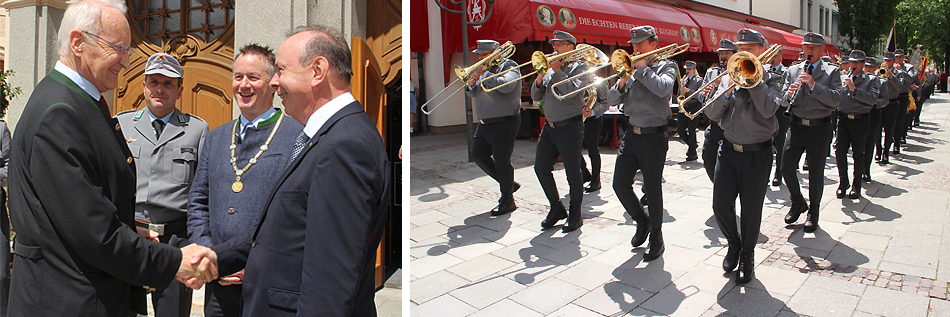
top-left (7, 1), bottom-right (217, 316)
top-left (203, 25), bottom-right (390, 316)
top-left (187, 44), bottom-right (303, 317)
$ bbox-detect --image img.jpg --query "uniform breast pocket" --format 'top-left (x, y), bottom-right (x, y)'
top-left (172, 149), bottom-right (198, 184)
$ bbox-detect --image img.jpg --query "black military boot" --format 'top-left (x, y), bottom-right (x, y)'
top-left (541, 202), bottom-right (568, 229)
top-left (630, 214), bottom-right (651, 247)
top-left (784, 196), bottom-right (808, 224)
top-left (643, 229), bottom-right (665, 261)
top-left (722, 242), bottom-right (741, 272)
top-left (803, 209), bottom-right (820, 233)
top-left (490, 195), bottom-right (517, 216)
top-left (771, 171), bottom-right (782, 186)
top-left (585, 175), bottom-right (601, 192)
top-left (848, 183), bottom-right (861, 199)
top-left (735, 250), bottom-right (755, 284)
top-left (562, 207), bottom-right (583, 233)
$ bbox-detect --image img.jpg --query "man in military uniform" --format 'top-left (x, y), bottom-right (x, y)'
top-left (767, 49), bottom-right (789, 186)
top-left (862, 57), bottom-right (889, 183)
top-left (186, 44), bottom-right (303, 317)
top-left (531, 30), bottom-right (589, 232)
top-left (581, 69), bottom-right (610, 193)
top-left (893, 49), bottom-right (920, 150)
top-left (676, 61), bottom-right (702, 162)
top-left (607, 26), bottom-right (675, 261)
top-left (834, 50), bottom-right (879, 199)
top-left (466, 40), bottom-right (523, 216)
top-left (879, 52), bottom-right (905, 164)
top-left (704, 29), bottom-right (780, 284)
top-left (701, 40), bottom-right (737, 182)
top-left (780, 33), bottom-right (843, 233)
top-left (117, 53), bottom-right (209, 317)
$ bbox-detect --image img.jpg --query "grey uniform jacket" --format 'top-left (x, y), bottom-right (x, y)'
top-left (591, 77), bottom-right (609, 118)
top-left (706, 70), bottom-right (780, 144)
top-left (768, 64), bottom-right (788, 104)
top-left (871, 75), bottom-right (888, 108)
top-left (607, 59), bottom-right (676, 127)
top-left (117, 108), bottom-right (208, 223)
top-left (781, 60), bottom-right (843, 119)
top-left (467, 59), bottom-right (522, 120)
top-left (882, 69), bottom-right (905, 100)
top-left (680, 73), bottom-right (703, 99)
top-left (900, 63), bottom-right (921, 93)
top-left (531, 60), bottom-right (590, 122)
top-left (837, 72), bottom-right (880, 115)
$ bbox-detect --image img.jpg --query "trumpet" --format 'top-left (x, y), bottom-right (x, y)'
top-left (419, 41), bottom-right (516, 114)
top-left (876, 65), bottom-right (889, 78)
top-left (552, 43), bottom-right (690, 100)
top-left (481, 44), bottom-right (599, 93)
top-left (679, 44), bottom-right (782, 119)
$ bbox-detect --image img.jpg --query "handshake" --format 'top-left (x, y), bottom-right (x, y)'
top-left (176, 244), bottom-right (219, 289)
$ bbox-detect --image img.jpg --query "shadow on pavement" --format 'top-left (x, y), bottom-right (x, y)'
top-left (841, 197), bottom-right (901, 225)
top-left (604, 255), bottom-right (683, 316)
top-left (427, 213), bottom-right (512, 256)
top-left (716, 283), bottom-right (796, 316)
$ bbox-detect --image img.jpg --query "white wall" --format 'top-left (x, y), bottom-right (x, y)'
top-left (751, 0), bottom-right (798, 26)
top-left (694, 0), bottom-right (749, 14)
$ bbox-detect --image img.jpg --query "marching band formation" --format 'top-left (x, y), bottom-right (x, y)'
top-left (440, 26), bottom-right (941, 285)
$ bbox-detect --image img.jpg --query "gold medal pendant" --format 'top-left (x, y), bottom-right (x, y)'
top-left (232, 181), bottom-right (244, 193)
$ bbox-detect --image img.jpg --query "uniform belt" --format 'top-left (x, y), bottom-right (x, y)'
top-left (839, 112), bottom-right (870, 120)
top-left (791, 114), bottom-right (831, 126)
top-left (722, 139), bottom-right (772, 153)
top-left (135, 218), bottom-right (187, 236)
top-left (546, 115), bottom-right (582, 128)
top-left (478, 113), bottom-right (520, 125)
top-left (629, 125), bottom-right (667, 135)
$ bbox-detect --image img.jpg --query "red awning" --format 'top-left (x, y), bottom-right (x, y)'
top-left (410, 0), bottom-right (430, 52)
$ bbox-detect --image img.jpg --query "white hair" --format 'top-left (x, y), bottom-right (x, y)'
top-left (57, 0), bottom-right (127, 59)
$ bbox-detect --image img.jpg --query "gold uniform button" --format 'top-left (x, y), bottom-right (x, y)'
top-left (115, 123), bottom-right (121, 131)
top-left (228, 208), bottom-right (236, 215)
top-left (127, 157), bottom-right (133, 164)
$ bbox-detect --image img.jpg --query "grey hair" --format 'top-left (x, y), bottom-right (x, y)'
top-left (287, 25), bottom-right (353, 84)
top-left (57, 0), bottom-right (127, 59)
top-left (235, 43), bottom-right (277, 78)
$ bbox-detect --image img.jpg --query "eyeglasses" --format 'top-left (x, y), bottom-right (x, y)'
top-left (82, 30), bottom-right (135, 57)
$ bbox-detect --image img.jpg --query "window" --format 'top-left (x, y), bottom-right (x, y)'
top-left (129, 0), bottom-right (235, 46)
top-left (807, 1), bottom-right (813, 32)
top-left (819, 5), bottom-right (824, 35)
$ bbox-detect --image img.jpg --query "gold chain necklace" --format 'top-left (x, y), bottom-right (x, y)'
top-left (229, 112), bottom-right (285, 193)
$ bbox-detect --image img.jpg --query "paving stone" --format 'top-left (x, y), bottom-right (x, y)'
top-left (410, 270), bottom-right (472, 305)
top-left (785, 285), bottom-right (860, 317)
top-left (639, 282), bottom-right (719, 317)
top-left (448, 275), bottom-right (527, 310)
top-left (509, 278), bottom-right (589, 315)
top-left (409, 294), bottom-right (478, 317)
top-left (743, 265), bottom-right (808, 297)
top-left (445, 253), bottom-right (518, 282)
top-left (855, 285), bottom-right (930, 317)
top-left (572, 283), bottom-right (654, 316)
top-left (467, 299), bottom-right (543, 317)
top-left (546, 304), bottom-right (607, 317)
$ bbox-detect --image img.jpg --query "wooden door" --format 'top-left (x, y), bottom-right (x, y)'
top-left (115, 0), bottom-right (235, 130)
top-left (351, 36), bottom-right (387, 288)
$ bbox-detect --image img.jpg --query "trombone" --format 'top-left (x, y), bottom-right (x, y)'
top-left (679, 44), bottom-right (782, 119)
top-left (552, 43), bottom-right (690, 100)
top-left (419, 41), bottom-right (516, 115)
top-left (481, 44), bottom-right (601, 93)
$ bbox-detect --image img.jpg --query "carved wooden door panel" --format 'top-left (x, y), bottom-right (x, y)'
top-left (115, 0), bottom-right (235, 130)
top-left (351, 36), bottom-right (388, 288)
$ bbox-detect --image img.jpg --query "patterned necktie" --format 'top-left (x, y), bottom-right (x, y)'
top-left (807, 64), bottom-right (815, 75)
top-left (152, 120), bottom-right (165, 139)
top-left (290, 130), bottom-right (309, 161)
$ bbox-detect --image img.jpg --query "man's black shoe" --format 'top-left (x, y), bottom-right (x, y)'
top-left (630, 216), bottom-right (651, 247)
top-left (562, 211), bottom-right (583, 233)
top-left (541, 202), bottom-right (568, 229)
top-left (490, 196), bottom-right (516, 216)
top-left (723, 243), bottom-right (741, 272)
top-left (736, 250), bottom-right (755, 284)
top-left (685, 154), bottom-right (698, 161)
top-left (771, 175), bottom-right (782, 186)
top-left (861, 174), bottom-right (871, 183)
top-left (585, 180), bottom-right (601, 192)
top-left (785, 197), bottom-right (808, 224)
top-left (643, 229), bottom-right (664, 261)
top-left (848, 188), bottom-right (861, 199)
top-left (836, 187), bottom-right (846, 199)
top-left (640, 195), bottom-right (649, 206)
top-left (803, 211), bottom-right (819, 233)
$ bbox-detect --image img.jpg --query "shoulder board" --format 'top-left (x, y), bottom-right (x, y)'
top-left (132, 109), bottom-right (145, 120)
top-left (180, 113), bottom-right (207, 124)
top-left (115, 109), bottom-right (137, 117)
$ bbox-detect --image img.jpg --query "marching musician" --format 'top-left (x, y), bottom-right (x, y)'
top-left (767, 48), bottom-right (789, 186)
top-left (466, 40), bottom-right (523, 216)
top-left (677, 61), bottom-right (703, 162)
top-left (703, 29), bottom-right (780, 284)
top-left (834, 50), bottom-right (879, 199)
top-left (893, 49), bottom-right (920, 152)
top-left (531, 30), bottom-right (589, 232)
top-left (580, 69), bottom-right (610, 193)
top-left (780, 32), bottom-right (843, 233)
top-left (607, 26), bottom-right (675, 261)
top-left (701, 39), bottom-right (738, 182)
top-left (879, 52), bottom-right (905, 164)
top-left (862, 57), bottom-right (889, 183)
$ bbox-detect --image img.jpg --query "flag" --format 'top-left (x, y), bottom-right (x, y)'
top-left (885, 21), bottom-right (896, 52)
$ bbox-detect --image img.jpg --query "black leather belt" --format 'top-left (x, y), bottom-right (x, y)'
top-left (629, 125), bottom-right (667, 135)
top-left (478, 113), bottom-right (519, 125)
top-left (546, 115), bottom-right (582, 128)
top-left (839, 112), bottom-right (869, 120)
top-left (135, 218), bottom-right (187, 236)
top-left (722, 139), bottom-right (772, 153)
top-left (791, 114), bottom-right (832, 126)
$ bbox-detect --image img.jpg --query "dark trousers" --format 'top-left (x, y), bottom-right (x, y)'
top-left (773, 108), bottom-right (791, 177)
top-left (535, 120), bottom-right (585, 212)
top-left (151, 228), bottom-right (193, 317)
top-left (613, 130), bottom-right (668, 229)
top-left (204, 283), bottom-right (242, 317)
top-left (835, 115), bottom-right (870, 189)
top-left (864, 107), bottom-right (883, 174)
top-left (782, 120), bottom-right (832, 207)
top-left (713, 144), bottom-right (773, 250)
top-left (702, 123), bottom-right (724, 182)
top-left (677, 101), bottom-right (701, 158)
top-left (881, 99), bottom-right (900, 155)
top-left (581, 116), bottom-right (604, 180)
top-left (0, 189), bottom-right (8, 317)
top-left (895, 94), bottom-right (909, 148)
top-left (472, 115), bottom-right (521, 198)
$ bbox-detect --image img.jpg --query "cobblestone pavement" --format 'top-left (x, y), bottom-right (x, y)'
top-left (410, 93), bottom-right (950, 316)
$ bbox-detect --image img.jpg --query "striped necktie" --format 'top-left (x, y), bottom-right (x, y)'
top-left (290, 130), bottom-right (309, 161)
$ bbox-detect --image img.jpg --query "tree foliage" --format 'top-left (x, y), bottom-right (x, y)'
top-left (895, 0), bottom-right (949, 69)
top-left (835, 0), bottom-right (902, 56)
top-left (0, 70), bottom-right (21, 118)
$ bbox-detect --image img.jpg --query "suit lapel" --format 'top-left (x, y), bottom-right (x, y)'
top-left (134, 112), bottom-right (159, 145)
